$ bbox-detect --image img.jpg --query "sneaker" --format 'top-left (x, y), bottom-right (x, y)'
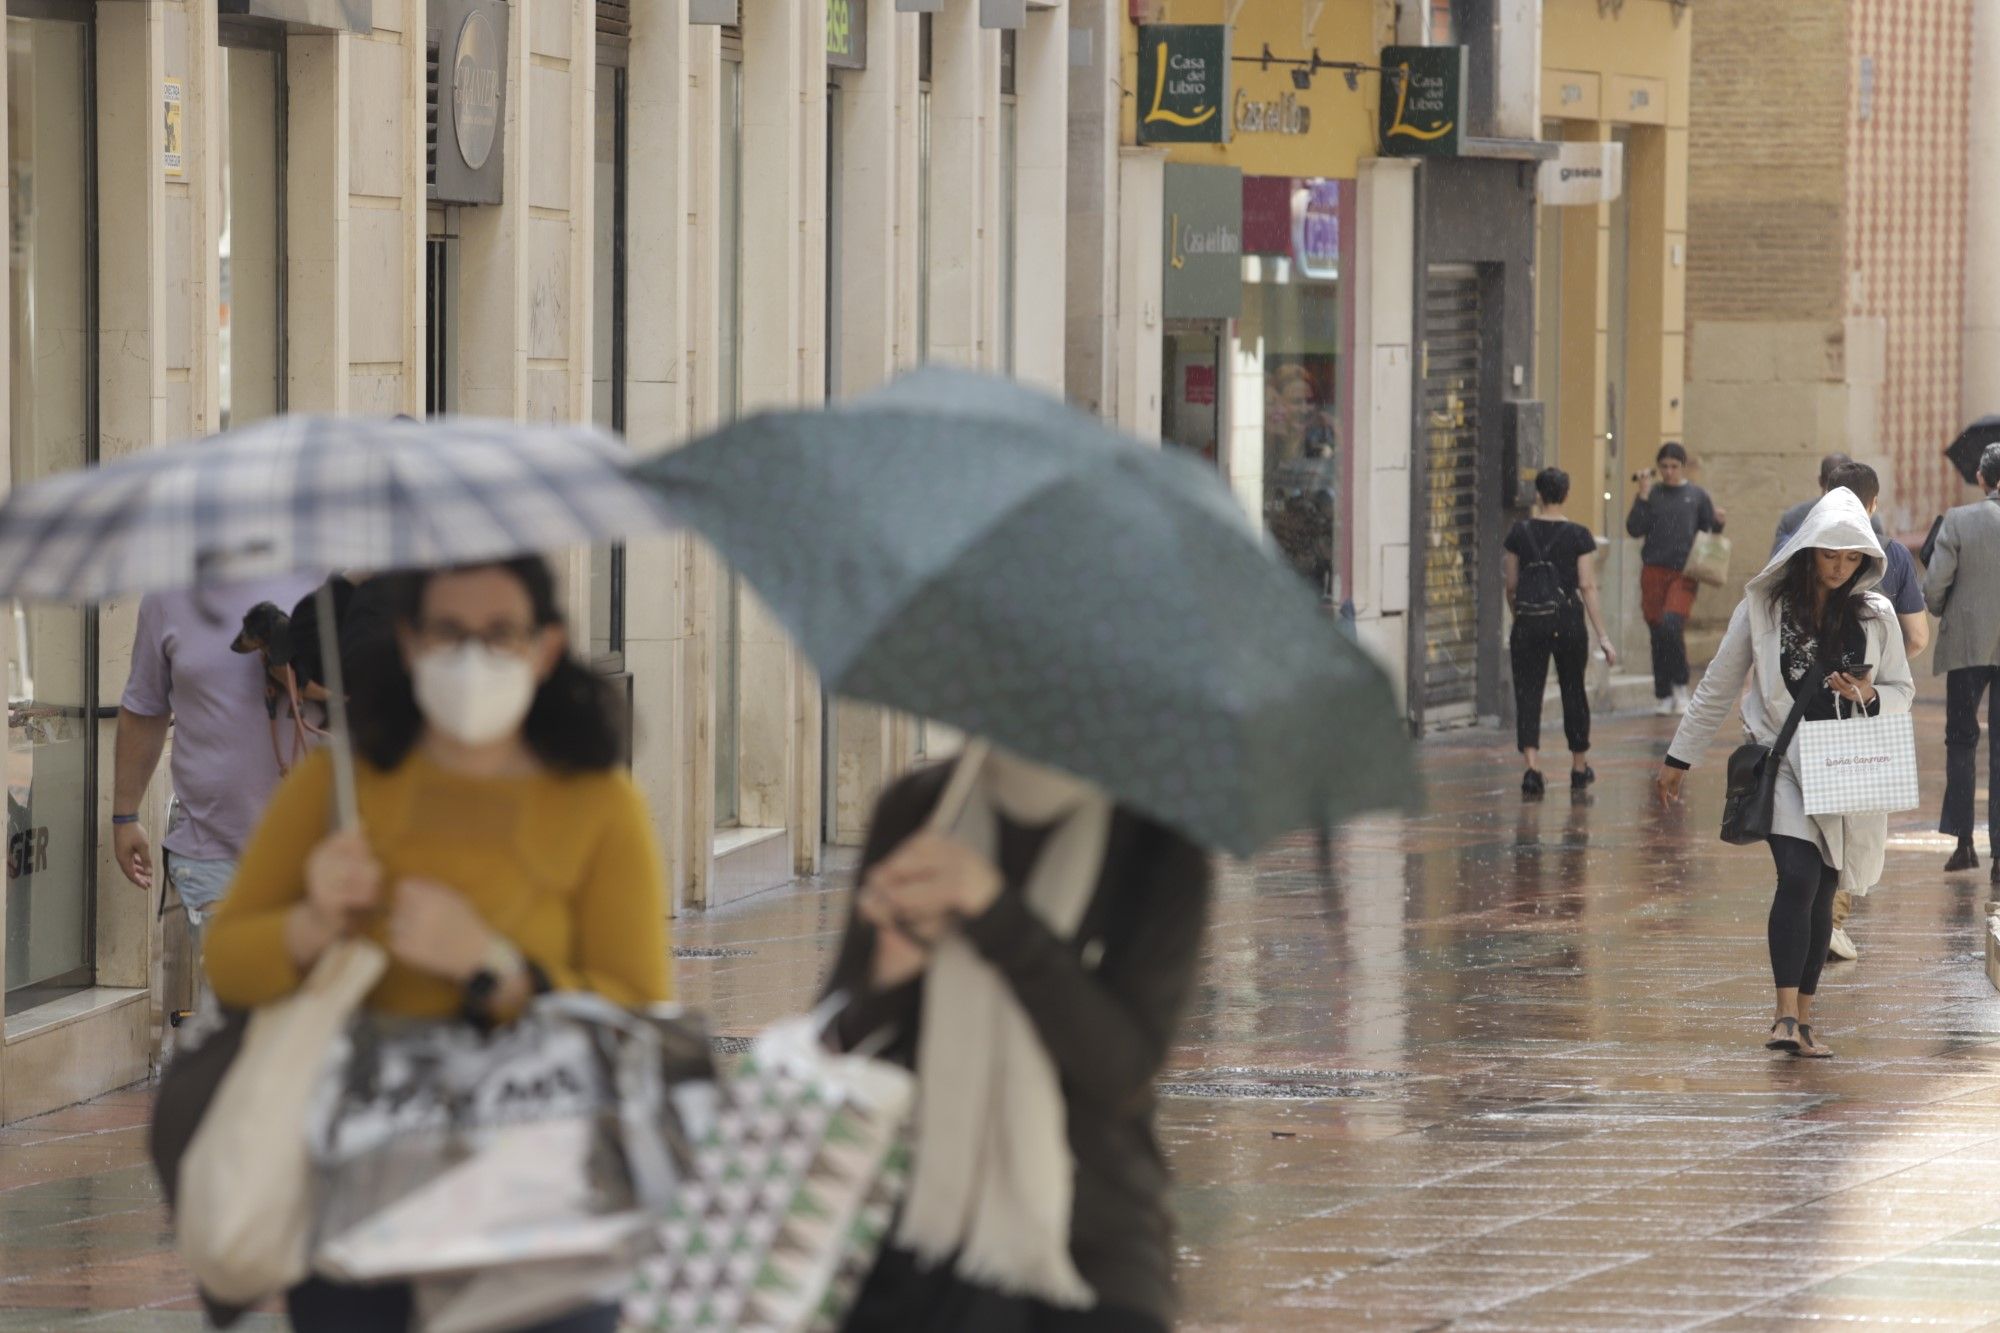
top-left (1570, 766), bottom-right (1596, 790)
top-left (1672, 685), bottom-right (1691, 715)
top-left (1654, 696), bottom-right (1678, 716)
top-left (1827, 928), bottom-right (1858, 962)
top-left (1522, 769), bottom-right (1545, 798)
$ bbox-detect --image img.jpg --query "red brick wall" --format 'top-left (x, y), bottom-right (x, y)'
top-left (1849, 0), bottom-right (1974, 529)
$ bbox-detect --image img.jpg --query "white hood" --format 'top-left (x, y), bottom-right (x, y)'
top-left (1748, 486), bottom-right (1886, 602)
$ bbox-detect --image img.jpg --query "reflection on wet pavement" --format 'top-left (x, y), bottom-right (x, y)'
top-left (7, 703), bottom-right (2000, 1329)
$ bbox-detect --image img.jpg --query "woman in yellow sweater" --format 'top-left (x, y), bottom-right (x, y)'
top-left (204, 555), bottom-right (670, 1333)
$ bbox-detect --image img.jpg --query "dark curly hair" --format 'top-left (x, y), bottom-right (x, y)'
top-left (349, 556), bottom-right (626, 773)
top-left (1766, 546), bottom-right (1879, 653)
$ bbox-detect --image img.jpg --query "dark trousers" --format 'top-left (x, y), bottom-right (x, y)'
top-left (1767, 834), bottom-right (1839, 995)
top-left (1510, 610), bottom-right (1591, 755)
top-left (1941, 666), bottom-right (2000, 849)
top-left (1649, 617), bottom-right (1690, 698)
top-left (1640, 565), bottom-right (1697, 698)
top-left (286, 1279), bottom-right (619, 1333)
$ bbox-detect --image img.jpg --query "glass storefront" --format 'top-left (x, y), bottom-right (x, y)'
top-left (1242, 179), bottom-right (1350, 604)
top-left (714, 47), bottom-right (743, 826)
top-left (218, 31), bottom-right (284, 430)
top-left (590, 60), bottom-right (628, 664)
top-left (6, 7), bottom-right (96, 1011)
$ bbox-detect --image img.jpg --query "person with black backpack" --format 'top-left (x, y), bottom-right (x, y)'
top-left (1505, 467), bottom-right (1617, 797)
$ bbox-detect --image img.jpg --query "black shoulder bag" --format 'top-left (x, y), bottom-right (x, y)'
top-left (1719, 668), bottom-right (1816, 846)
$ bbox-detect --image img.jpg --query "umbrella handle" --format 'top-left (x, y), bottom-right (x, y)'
top-left (316, 580), bottom-right (362, 832)
top-left (925, 737), bottom-right (991, 833)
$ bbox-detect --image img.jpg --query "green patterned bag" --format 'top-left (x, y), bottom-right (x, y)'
top-left (623, 1014), bottom-right (913, 1333)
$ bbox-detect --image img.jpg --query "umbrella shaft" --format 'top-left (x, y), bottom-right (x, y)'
top-left (317, 579), bottom-right (362, 831)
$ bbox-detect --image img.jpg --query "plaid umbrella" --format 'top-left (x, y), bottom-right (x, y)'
top-left (0, 415), bottom-right (676, 823)
top-left (633, 368), bottom-right (1417, 857)
top-left (0, 415), bottom-right (669, 600)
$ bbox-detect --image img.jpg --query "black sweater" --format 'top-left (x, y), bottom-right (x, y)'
top-left (824, 763), bottom-right (1212, 1324)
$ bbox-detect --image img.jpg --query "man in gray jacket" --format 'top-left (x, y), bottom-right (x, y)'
top-left (1924, 443), bottom-right (2000, 880)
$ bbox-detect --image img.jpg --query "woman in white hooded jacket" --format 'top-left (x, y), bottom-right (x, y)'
top-left (1656, 488), bottom-right (1914, 1058)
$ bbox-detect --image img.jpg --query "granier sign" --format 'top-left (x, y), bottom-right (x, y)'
top-left (1137, 25), bottom-right (1230, 145)
top-left (432, 0), bottom-right (510, 205)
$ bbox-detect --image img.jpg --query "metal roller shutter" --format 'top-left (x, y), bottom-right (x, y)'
top-left (1420, 267), bottom-right (1482, 722)
top-left (597, 0), bottom-right (630, 59)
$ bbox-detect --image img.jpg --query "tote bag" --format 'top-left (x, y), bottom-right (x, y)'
top-left (1797, 709), bottom-right (1920, 816)
top-left (173, 938), bottom-right (387, 1307)
top-left (309, 996), bottom-right (711, 1283)
top-left (624, 1012), bottom-right (915, 1333)
top-left (1684, 531), bottom-right (1732, 587)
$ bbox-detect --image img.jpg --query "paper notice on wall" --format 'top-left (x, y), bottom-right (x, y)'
top-left (1537, 141), bottom-right (1622, 207)
top-left (163, 79), bottom-right (185, 178)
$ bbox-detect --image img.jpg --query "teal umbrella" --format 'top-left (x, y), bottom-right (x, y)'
top-left (633, 368), bottom-right (1417, 856)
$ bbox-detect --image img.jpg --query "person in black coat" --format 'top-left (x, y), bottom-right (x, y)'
top-left (825, 747), bottom-right (1210, 1333)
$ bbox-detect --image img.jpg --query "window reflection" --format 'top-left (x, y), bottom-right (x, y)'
top-left (7, 13), bottom-right (96, 1007)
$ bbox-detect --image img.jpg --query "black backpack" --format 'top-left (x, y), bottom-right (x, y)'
top-left (1514, 522), bottom-right (1574, 619)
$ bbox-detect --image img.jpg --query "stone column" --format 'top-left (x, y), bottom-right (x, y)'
top-left (1065, 0), bottom-right (1120, 417)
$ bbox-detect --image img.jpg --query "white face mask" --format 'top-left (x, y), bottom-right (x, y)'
top-left (411, 641), bottom-right (539, 746)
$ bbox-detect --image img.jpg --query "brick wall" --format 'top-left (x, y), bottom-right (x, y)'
top-left (1683, 0), bottom-right (1852, 650)
top-left (1687, 0), bottom-right (1848, 323)
top-left (1848, 0), bottom-right (1974, 531)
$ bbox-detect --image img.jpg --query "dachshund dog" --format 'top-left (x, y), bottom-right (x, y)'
top-left (231, 601), bottom-right (328, 773)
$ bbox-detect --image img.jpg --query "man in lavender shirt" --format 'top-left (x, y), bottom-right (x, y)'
top-left (113, 577), bottom-right (319, 1001)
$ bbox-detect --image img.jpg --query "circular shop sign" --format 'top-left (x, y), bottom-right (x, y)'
top-left (452, 9), bottom-right (501, 172)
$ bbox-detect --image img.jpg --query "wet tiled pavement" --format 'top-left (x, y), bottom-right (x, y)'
top-left (8, 701), bottom-right (2000, 1329)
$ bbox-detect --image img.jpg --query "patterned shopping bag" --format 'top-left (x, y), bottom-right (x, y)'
top-left (623, 1016), bottom-right (913, 1333)
top-left (1797, 710), bottom-right (1920, 816)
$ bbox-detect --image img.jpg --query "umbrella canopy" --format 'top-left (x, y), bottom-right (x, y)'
top-left (0, 415), bottom-right (677, 827)
top-left (633, 367), bottom-right (1417, 856)
top-left (0, 415), bottom-right (673, 601)
top-left (1945, 415), bottom-right (2000, 487)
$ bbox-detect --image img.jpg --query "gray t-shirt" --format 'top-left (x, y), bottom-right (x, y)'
top-left (121, 576), bottom-right (321, 863)
top-left (1626, 482), bottom-right (1722, 571)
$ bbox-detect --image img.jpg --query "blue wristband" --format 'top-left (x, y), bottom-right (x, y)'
top-left (111, 813), bottom-right (141, 826)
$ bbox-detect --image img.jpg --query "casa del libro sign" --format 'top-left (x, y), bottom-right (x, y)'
top-left (1137, 24), bottom-right (1230, 145)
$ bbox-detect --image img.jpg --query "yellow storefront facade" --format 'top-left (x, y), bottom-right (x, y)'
top-left (1120, 0), bottom-right (1380, 622)
top-left (1536, 0), bottom-right (1694, 664)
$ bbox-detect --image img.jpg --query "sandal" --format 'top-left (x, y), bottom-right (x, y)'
top-left (1794, 1023), bottom-right (1835, 1059)
top-left (1764, 1017), bottom-right (1801, 1052)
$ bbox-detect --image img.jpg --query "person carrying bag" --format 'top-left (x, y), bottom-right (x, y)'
top-left (1656, 488), bottom-right (1914, 1061)
top-left (180, 556), bottom-right (672, 1333)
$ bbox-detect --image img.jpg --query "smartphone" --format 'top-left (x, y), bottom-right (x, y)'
top-left (1833, 660), bottom-right (1874, 679)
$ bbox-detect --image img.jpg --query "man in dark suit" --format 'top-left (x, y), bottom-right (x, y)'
top-left (1924, 443), bottom-right (2000, 881)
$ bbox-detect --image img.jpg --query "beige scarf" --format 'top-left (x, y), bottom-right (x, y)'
top-left (895, 755), bottom-right (1111, 1308)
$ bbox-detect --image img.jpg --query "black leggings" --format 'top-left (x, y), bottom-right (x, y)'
top-left (1510, 611), bottom-right (1591, 755)
top-left (1767, 834), bottom-right (1839, 995)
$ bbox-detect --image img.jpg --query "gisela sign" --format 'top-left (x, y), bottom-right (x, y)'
top-left (1137, 25), bottom-right (1230, 145)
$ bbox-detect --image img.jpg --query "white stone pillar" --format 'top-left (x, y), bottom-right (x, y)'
top-left (1965, 0), bottom-right (2000, 423)
top-left (926, 0), bottom-right (992, 368)
top-left (1012, 0), bottom-right (1068, 394)
top-left (286, 32), bottom-right (350, 414)
top-left (1065, 0), bottom-right (1120, 417)
top-left (623, 1), bottom-right (700, 909)
top-left (1114, 147), bottom-right (1163, 439)
top-left (1349, 157), bottom-right (1419, 706)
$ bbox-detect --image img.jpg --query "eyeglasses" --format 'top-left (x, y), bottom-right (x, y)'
top-left (413, 619), bottom-right (539, 654)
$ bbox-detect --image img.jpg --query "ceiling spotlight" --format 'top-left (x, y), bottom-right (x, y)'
top-left (1342, 68), bottom-right (1360, 91)
top-left (1290, 67), bottom-right (1312, 90)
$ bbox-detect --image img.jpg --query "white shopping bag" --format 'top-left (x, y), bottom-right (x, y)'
top-left (1797, 710), bottom-right (1919, 816)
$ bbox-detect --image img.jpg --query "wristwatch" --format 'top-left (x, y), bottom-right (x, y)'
top-left (460, 935), bottom-right (524, 1029)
